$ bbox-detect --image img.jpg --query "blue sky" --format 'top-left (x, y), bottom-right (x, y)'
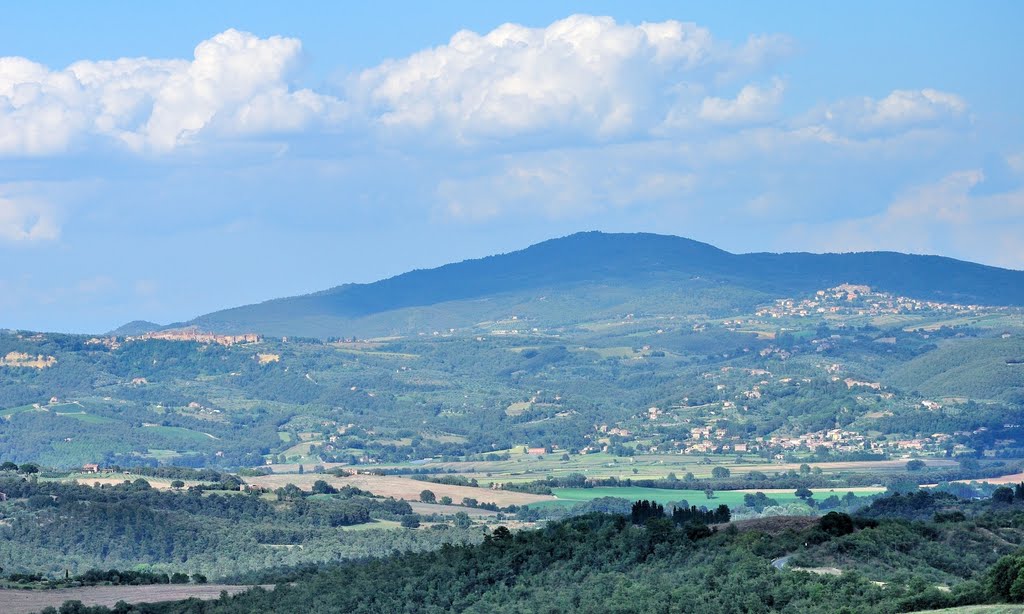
top-left (2, 1), bottom-right (1022, 332)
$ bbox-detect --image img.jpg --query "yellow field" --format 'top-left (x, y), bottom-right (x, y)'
top-left (46, 472), bottom-right (209, 490)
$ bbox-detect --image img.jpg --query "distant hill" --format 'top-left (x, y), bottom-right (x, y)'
top-left (107, 320), bottom-right (163, 336)
top-left (181, 232), bottom-right (1024, 338)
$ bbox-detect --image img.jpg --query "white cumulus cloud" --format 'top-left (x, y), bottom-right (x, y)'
top-left (349, 14), bottom-right (792, 144)
top-left (0, 29), bottom-right (346, 155)
top-left (809, 88), bottom-right (968, 137)
top-left (697, 78), bottom-right (785, 125)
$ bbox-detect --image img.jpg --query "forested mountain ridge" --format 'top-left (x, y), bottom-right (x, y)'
top-left (179, 232), bottom-right (1024, 338)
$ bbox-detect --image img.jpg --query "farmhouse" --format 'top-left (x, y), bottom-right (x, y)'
top-left (844, 378), bottom-right (881, 390)
top-left (82, 463), bottom-right (101, 473)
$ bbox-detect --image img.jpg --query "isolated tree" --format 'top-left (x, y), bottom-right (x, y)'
top-left (491, 526), bottom-right (512, 542)
top-left (276, 483), bottom-right (304, 501)
top-left (993, 486), bottom-right (1015, 504)
top-left (819, 511), bottom-right (854, 537)
top-left (311, 480), bottom-right (336, 495)
top-left (401, 514), bottom-right (421, 529)
top-left (906, 459), bottom-right (926, 472)
top-left (439, 496), bottom-right (452, 505)
top-left (795, 486), bottom-right (813, 501)
top-left (419, 489), bottom-right (436, 503)
top-left (711, 466), bottom-right (731, 479)
top-left (170, 480), bottom-right (185, 489)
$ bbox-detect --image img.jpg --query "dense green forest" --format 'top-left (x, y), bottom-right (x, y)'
top-left (0, 476), bottom-right (482, 578)
top-left (43, 490), bottom-right (1024, 614)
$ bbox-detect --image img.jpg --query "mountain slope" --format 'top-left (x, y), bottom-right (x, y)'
top-left (186, 232), bottom-right (1024, 337)
top-left (107, 320), bottom-right (163, 336)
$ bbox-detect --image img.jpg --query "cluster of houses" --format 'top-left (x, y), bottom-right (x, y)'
top-left (668, 426), bottom-right (965, 458)
top-left (135, 330), bottom-right (261, 346)
top-left (86, 329), bottom-right (262, 349)
top-left (754, 284), bottom-right (992, 320)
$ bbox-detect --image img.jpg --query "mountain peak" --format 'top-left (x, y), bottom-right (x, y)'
top-left (184, 232), bottom-right (1024, 338)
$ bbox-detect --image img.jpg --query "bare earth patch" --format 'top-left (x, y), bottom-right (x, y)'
top-left (960, 471), bottom-right (1024, 485)
top-left (0, 584), bottom-right (269, 614)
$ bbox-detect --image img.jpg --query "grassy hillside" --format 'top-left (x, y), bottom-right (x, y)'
top-left (890, 337), bottom-right (1024, 401)
top-left (3, 296), bottom-right (1024, 469)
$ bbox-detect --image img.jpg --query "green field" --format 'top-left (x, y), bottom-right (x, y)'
top-left (56, 412), bottom-right (118, 425)
top-left (530, 486), bottom-right (885, 509)
top-left (142, 425), bottom-right (217, 443)
top-left (0, 405), bottom-right (41, 418)
top-left (375, 454), bottom-right (955, 486)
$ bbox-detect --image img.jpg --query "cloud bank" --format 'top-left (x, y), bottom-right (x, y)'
top-left (1, 15), bottom-right (968, 158)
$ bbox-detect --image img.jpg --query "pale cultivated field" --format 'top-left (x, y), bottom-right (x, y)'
top-left (45, 473), bottom-right (209, 490)
top-left (371, 455), bottom-right (960, 483)
top-left (245, 473), bottom-right (555, 506)
top-left (0, 584), bottom-right (269, 614)
top-left (409, 501), bottom-right (498, 516)
top-left (749, 458), bottom-right (958, 473)
top-left (956, 471), bottom-right (1024, 485)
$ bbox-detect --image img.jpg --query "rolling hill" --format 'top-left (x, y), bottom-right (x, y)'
top-left (176, 232), bottom-right (1024, 338)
